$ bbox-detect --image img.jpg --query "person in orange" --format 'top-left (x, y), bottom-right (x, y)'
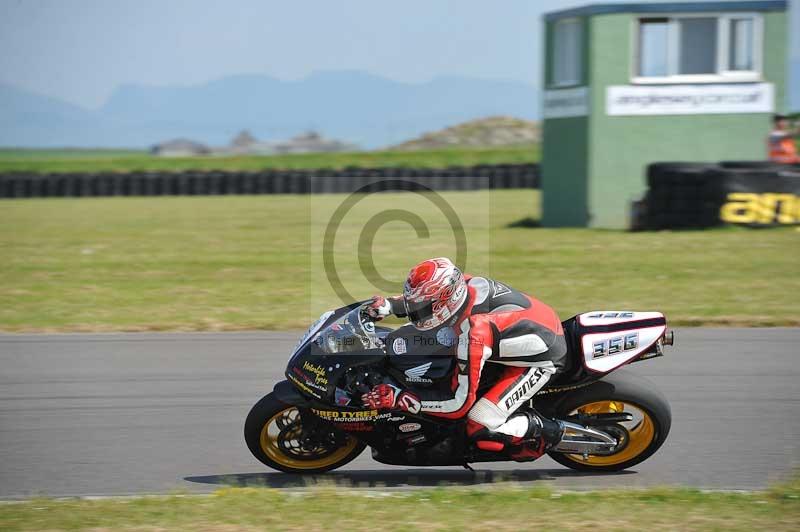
top-left (768, 114), bottom-right (800, 164)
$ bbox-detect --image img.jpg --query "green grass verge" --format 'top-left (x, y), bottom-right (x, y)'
top-left (0, 148), bottom-right (146, 161)
top-left (0, 145), bottom-right (539, 173)
top-left (1, 480), bottom-right (799, 531)
top-left (1, 190), bottom-right (798, 332)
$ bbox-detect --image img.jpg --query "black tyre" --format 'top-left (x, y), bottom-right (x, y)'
top-left (547, 369), bottom-right (671, 472)
top-left (244, 393), bottom-right (366, 474)
top-left (719, 161), bottom-right (784, 170)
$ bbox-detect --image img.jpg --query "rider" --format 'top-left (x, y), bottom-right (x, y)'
top-left (360, 257), bottom-right (567, 459)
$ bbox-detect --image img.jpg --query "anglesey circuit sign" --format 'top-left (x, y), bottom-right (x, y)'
top-left (606, 83), bottom-right (774, 116)
top-left (543, 87), bottom-right (589, 119)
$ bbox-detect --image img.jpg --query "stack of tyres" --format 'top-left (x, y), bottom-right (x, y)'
top-left (644, 161), bottom-right (800, 229)
top-left (0, 164), bottom-right (542, 198)
top-left (719, 161), bottom-right (786, 170)
top-left (645, 163), bottom-right (719, 229)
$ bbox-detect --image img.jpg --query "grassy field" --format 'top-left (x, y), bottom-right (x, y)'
top-left (0, 148), bottom-right (145, 160)
top-left (1, 190), bottom-right (798, 331)
top-left (1, 481), bottom-right (798, 531)
top-left (0, 145), bottom-right (539, 173)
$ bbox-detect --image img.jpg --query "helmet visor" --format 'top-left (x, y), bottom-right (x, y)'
top-left (404, 298), bottom-right (434, 326)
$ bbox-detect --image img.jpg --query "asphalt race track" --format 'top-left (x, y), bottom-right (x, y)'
top-left (1, 329), bottom-right (798, 499)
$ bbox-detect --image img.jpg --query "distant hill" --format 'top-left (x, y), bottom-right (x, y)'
top-left (0, 72), bottom-right (538, 149)
top-left (0, 84), bottom-right (97, 146)
top-left (391, 116), bottom-right (539, 150)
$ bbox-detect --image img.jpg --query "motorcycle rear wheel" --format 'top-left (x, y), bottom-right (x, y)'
top-left (244, 393), bottom-right (366, 474)
top-left (546, 369), bottom-right (671, 472)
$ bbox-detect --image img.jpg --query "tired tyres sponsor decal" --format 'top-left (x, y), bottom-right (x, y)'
top-left (311, 408), bottom-right (392, 423)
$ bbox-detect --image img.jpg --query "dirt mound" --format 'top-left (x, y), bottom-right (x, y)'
top-left (391, 116), bottom-right (539, 150)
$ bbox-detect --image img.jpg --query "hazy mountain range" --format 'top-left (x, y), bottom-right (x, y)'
top-left (2, 63), bottom-right (797, 149)
top-left (0, 71), bottom-right (539, 149)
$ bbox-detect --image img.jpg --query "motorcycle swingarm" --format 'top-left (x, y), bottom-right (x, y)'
top-left (568, 412), bottom-right (634, 425)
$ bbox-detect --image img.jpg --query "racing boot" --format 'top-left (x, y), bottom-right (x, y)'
top-left (467, 419), bottom-right (509, 452)
top-left (523, 411), bottom-right (565, 448)
top-left (508, 412), bottom-right (565, 461)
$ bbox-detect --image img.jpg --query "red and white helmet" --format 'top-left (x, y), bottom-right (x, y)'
top-left (403, 257), bottom-right (467, 330)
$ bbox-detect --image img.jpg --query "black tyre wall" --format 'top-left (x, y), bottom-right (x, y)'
top-left (642, 162), bottom-right (800, 229)
top-left (0, 164), bottom-right (540, 199)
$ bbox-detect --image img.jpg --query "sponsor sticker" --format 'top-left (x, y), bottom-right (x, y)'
top-left (302, 361), bottom-right (329, 386)
top-left (339, 422), bottom-right (374, 432)
top-left (503, 368), bottom-right (546, 409)
top-left (398, 422), bottom-right (422, 433)
top-left (436, 327), bottom-right (458, 347)
top-left (287, 374), bottom-right (323, 400)
top-left (312, 408), bottom-right (392, 423)
top-left (404, 362), bottom-right (433, 383)
top-left (491, 280), bottom-right (511, 298)
top-left (588, 312), bottom-right (634, 319)
top-left (290, 367), bottom-right (327, 392)
top-left (393, 337), bottom-right (407, 355)
top-left (408, 434), bottom-right (427, 445)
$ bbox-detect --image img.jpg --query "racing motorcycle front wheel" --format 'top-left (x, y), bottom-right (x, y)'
top-left (546, 369), bottom-right (672, 472)
top-left (244, 393), bottom-right (366, 474)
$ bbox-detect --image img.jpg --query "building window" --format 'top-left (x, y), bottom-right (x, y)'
top-left (552, 18), bottom-right (582, 87)
top-left (638, 18), bottom-right (669, 77)
top-left (634, 13), bottom-right (761, 83)
top-left (678, 17), bottom-right (718, 75)
top-left (728, 17), bottom-right (754, 71)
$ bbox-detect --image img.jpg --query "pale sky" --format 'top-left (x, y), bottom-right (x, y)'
top-left (0, 0), bottom-right (798, 109)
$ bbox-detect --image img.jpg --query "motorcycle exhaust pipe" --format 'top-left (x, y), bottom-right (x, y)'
top-left (552, 421), bottom-right (618, 454)
top-left (634, 329), bottom-right (675, 363)
top-left (662, 329), bottom-right (675, 346)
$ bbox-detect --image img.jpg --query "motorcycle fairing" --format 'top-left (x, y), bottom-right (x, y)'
top-left (574, 311), bottom-right (666, 374)
top-left (286, 302), bottom-right (385, 402)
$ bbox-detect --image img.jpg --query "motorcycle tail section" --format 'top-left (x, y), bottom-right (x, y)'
top-left (569, 311), bottom-right (670, 374)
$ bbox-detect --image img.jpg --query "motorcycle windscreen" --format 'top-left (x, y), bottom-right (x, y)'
top-left (285, 304), bottom-right (385, 402)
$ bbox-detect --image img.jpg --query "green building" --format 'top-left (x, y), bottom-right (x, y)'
top-left (540, 1), bottom-right (790, 228)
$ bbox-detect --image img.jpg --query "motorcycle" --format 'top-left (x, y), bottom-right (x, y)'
top-left (245, 302), bottom-right (674, 474)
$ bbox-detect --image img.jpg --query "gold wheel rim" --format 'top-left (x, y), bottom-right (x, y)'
top-left (259, 407), bottom-right (359, 470)
top-left (563, 400), bottom-right (656, 466)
